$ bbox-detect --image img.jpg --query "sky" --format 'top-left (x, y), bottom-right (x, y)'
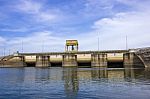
top-left (0, 0), bottom-right (150, 55)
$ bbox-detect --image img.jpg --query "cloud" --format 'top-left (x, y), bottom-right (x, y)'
top-left (80, 0), bottom-right (114, 18)
top-left (91, 10), bottom-right (150, 49)
top-left (66, 0), bottom-right (150, 51)
top-left (1, 31), bottom-right (66, 55)
top-left (15, 0), bottom-right (60, 22)
top-left (0, 36), bottom-right (6, 45)
top-left (0, 27), bottom-right (28, 32)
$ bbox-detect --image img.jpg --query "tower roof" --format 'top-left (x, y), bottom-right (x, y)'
top-left (66, 40), bottom-right (78, 46)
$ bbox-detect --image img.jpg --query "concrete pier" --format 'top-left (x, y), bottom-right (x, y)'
top-left (36, 55), bottom-right (50, 67)
top-left (91, 53), bottom-right (107, 67)
top-left (62, 54), bottom-right (77, 67)
top-left (123, 53), bottom-right (144, 68)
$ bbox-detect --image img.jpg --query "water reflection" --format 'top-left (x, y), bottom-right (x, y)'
top-left (63, 68), bottom-right (79, 98)
top-left (35, 68), bottom-right (50, 82)
top-left (91, 67), bottom-right (108, 79)
top-left (0, 67), bottom-right (150, 99)
top-left (124, 67), bottom-right (145, 81)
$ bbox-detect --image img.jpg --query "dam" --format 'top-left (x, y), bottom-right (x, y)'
top-left (0, 40), bottom-right (150, 68)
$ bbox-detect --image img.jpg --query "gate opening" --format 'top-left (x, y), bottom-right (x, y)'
top-left (108, 62), bottom-right (123, 68)
top-left (51, 62), bottom-right (62, 67)
top-left (78, 62), bottom-right (91, 68)
top-left (26, 62), bottom-right (36, 67)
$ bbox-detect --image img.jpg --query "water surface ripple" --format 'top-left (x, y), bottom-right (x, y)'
top-left (0, 67), bottom-right (150, 99)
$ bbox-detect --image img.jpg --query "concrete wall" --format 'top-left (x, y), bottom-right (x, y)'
top-left (0, 56), bottom-right (26, 67)
top-left (62, 54), bottom-right (78, 67)
top-left (91, 54), bottom-right (107, 67)
top-left (123, 53), bottom-right (145, 68)
top-left (77, 54), bottom-right (91, 62)
top-left (0, 52), bottom-right (124, 68)
top-left (36, 56), bottom-right (50, 67)
top-left (24, 53), bottom-right (123, 63)
top-left (50, 55), bottom-right (62, 62)
top-left (25, 56), bottom-right (36, 63)
top-left (107, 53), bottom-right (123, 62)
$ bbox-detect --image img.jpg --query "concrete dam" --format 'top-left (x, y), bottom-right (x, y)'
top-left (0, 49), bottom-right (150, 68)
top-left (0, 40), bottom-right (150, 68)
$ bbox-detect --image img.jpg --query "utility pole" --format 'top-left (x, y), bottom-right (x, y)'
top-left (3, 47), bottom-right (5, 56)
top-left (98, 32), bottom-right (100, 51)
top-left (98, 37), bottom-right (99, 51)
top-left (21, 41), bottom-right (23, 53)
top-left (42, 41), bottom-right (44, 53)
top-left (126, 35), bottom-right (128, 50)
top-left (8, 49), bottom-right (10, 55)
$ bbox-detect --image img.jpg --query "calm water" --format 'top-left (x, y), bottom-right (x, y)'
top-left (0, 67), bottom-right (150, 99)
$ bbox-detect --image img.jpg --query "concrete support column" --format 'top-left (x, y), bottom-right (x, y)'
top-left (91, 53), bottom-right (107, 67)
top-left (17, 56), bottom-right (26, 67)
top-left (62, 54), bottom-right (77, 67)
top-left (123, 53), bottom-right (134, 68)
top-left (36, 55), bottom-right (50, 67)
top-left (123, 53), bottom-right (144, 68)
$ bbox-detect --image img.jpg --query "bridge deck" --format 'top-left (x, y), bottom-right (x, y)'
top-left (20, 50), bottom-right (128, 56)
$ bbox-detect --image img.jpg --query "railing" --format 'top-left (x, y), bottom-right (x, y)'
top-left (19, 50), bottom-right (128, 56)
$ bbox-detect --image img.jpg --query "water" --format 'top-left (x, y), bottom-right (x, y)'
top-left (0, 67), bottom-right (150, 99)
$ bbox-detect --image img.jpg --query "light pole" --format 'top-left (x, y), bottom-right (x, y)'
top-left (126, 35), bottom-right (128, 50)
top-left (21, 41), bottom-right (23, 53)
top-left (98, 37), bottom-right (99, 51)
top-left (3, 47), bottom-right (5, 56)
top-left (98, 32), bottom-right (100, 51)
top-left (8, 49), bottom-right (10, 55)
top-left (42, 41), bottom-right (44, 53)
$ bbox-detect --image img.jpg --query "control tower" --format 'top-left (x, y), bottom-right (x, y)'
top-left (65, 40), bottom-right (78, 52)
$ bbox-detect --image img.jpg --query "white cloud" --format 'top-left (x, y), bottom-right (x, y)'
top-left (1, 27), bottom-right (28, 32)
top-left (90, 10), bottom-right (150, 49)
top-left (1, 31), bottom-right (66, 55)
top-left (16, 0), bottom-right (59, 22)
top-left (2, 9), bottom-right (150, 55)
top-left (0, 36), bottom-right (6, 44)
top-left (82, 0), bottom-right (114, 18)
top-left (17, 0), bottom-right (41, 14)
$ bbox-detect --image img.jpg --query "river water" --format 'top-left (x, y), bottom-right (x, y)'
top-left (0, 67), bottom-right (150, 99)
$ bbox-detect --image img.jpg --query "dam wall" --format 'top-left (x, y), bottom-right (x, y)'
top-left (2, 49), bottom-right (146, 68)
top-left (0, 51), bottom-right (126, 68)
top-left (24, 53), bottom-right (123, 63)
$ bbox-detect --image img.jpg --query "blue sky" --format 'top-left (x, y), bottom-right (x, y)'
top-left (0, 0), bottom-right (150, 55)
